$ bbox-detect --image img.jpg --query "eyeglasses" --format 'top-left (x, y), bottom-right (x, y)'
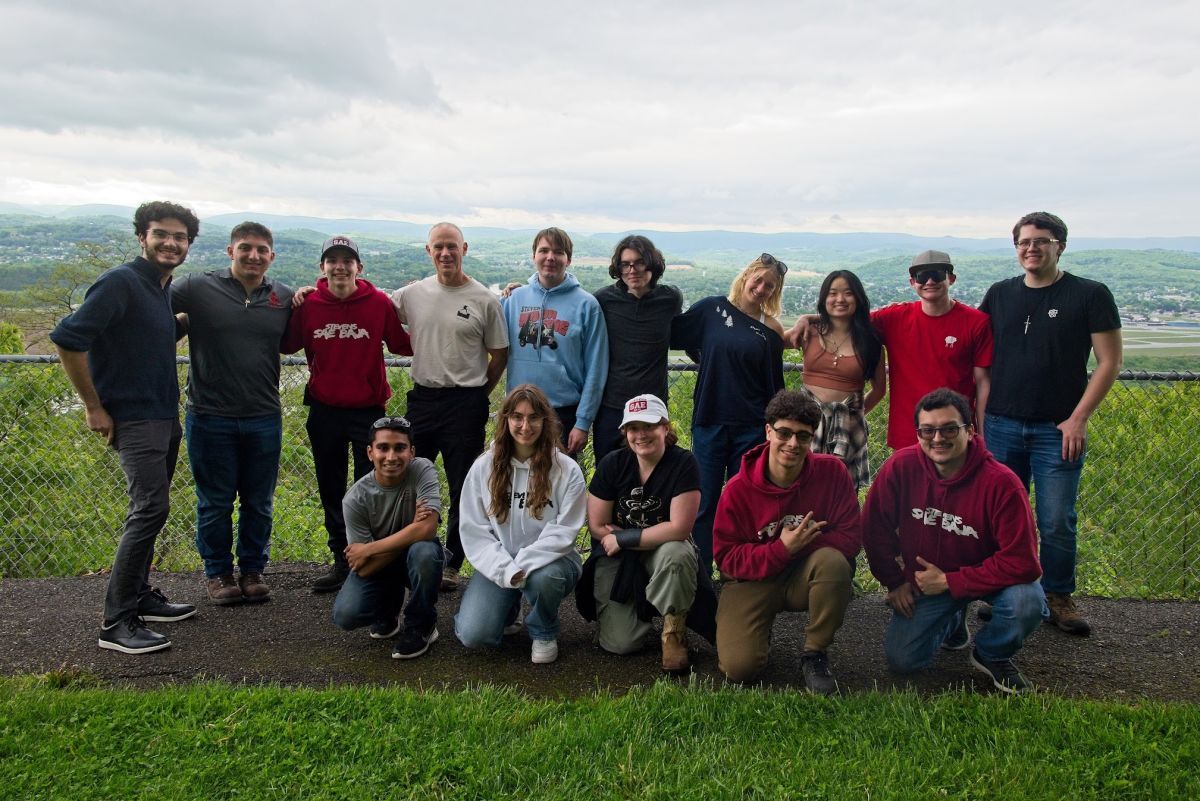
top-left (915, 423), bottom-right (969, 440)
top-left (508, 413), bottom-right (544, 425)
top-left (619, 259), bottom-right (647, 272)
top-left (1015, 238), bottom-right (1060, 251)
top-left (911, 269), bottom-right (949, 285)
top-left (372, 415), bottom-right (412, 432)
top-left (760, 253), bottom-right (788, 276)
top-left (769, 424), bottom-right (813, 444)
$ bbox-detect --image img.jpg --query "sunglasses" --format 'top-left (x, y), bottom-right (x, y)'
top-left (371, 415), bottom-right (412, 432)
top-left (760, 252), bottom-right (788, 276)
top-left (911, 268), bottom-right (950, 285)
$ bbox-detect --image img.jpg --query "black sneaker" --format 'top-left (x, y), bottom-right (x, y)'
top-left (392, 624), bottom-right (439, 660)
top-left (312, 562), bottom-right (350, 594)
top-left (369, 614), bottom-right (402, 639)
top-left (970, 648), bottom-right (1033, 694)
top-left (941, 608), bottom-right (970, 651)
top-left (98, 617), bottom-right (172, 655)
top-left (976, 602), bottom-right (993, 622)
top-left (138, 587), bottom-right (197, 623)
top-left (799, 650), bottom-right (837, 696)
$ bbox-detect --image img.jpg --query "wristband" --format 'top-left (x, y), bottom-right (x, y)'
top-left (615, 528), bottom-right (643, 549)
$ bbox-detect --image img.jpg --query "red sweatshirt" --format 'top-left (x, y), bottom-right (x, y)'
top-left (862, 438), bottom-right (1041, 598)
top-left (713, 443), bottom-right (862, 581)
top-left (282, 278), bottom-right (412, 408)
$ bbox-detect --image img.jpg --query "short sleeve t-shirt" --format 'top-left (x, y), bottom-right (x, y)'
top-left (589, 444), bottom-right (701, 531)
top-left (342, 457), bottom-right (443, 545)
top-left (391, 277), bottom-right (508, 388)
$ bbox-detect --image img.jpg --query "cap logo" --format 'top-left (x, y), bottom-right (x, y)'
top-left (628, 399), bottom-right (648, 413)
top-left (329, 237), bottom-right (352, 248)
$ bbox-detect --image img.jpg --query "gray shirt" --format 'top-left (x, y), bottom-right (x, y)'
top-left (343, 457), bottom-right (443, 545)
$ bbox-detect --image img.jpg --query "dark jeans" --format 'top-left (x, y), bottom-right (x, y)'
top-left (591, 404), bottom-right (625, 465)
top-left (305, 400), bottom-right (384, 563)
top-left (404, 385), bottom-right (489, 571)
top-left (691, 423), bottom-right (764, 577)
top-left (331, 540), bottom-right (443, 632)
top-left (104, 418), bottom-right (182, 625)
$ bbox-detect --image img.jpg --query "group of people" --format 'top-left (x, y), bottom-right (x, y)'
top-left (51, 201), bottom-right (1122, 695)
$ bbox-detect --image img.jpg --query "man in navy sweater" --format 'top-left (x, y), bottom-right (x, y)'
top-left (51, 201), bottom-right (201, 654)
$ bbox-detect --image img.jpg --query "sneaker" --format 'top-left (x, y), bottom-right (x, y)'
top-left (369, 614), bottom-right (402, 639)
top-left (799, 650), bottom-right (837, 696)
top-left (138, 587), bottom-right (197, 623)
top-left (503, 603), bottom-right (526, 636)
top-left (1046, 592), bottom-right (1091, 636)
top-left (976, 602), bottom-right (993, 622)
top-left (239, 572), bottom-right (271, 603)
top-left (98, 617), bottom-right (172, 654)
top-left (207, 573), bottom-right (243, 605)
top-left (941, 608), bottom-right (971, 651)
top-left (970, 647), bottom-right (1033, 694)
top-left (312, 562), bottom-right (349, 594)
top-left (531, 638), bottom-right (559, 664)
top-left (392, 625), bottom-right (439, 659)
top-left (440, 567), bottom-right (460, 592)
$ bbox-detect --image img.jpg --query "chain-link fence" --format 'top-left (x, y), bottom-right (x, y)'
top-left (1, 356), bottom-right (1197, 599)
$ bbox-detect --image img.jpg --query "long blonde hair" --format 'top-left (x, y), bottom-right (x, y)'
top-left (488, 384), bottom-right (562, 523)
top-left (727, 257), bottom-right (785, 318)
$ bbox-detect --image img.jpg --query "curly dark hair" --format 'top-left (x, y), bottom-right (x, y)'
top-left (133, 201), bottom-right (200, 243)
top-left (764, 389), bottom-right (821, 429)
top-left (607, 235), bottom-right (666, 289)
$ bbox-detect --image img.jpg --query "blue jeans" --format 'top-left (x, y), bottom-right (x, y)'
top-left (691, 423), bottom-right (764, 576)
top-left (455, 556), bottom-right (581, 646)
top-left (186, 411), bottom-right (282, 578)
top-left (985, 414), bottom-right (1085, 594)
top-left (331, 541), bottom-right (443, 632)
top-left (884, 583), bottom-right (1048, 673)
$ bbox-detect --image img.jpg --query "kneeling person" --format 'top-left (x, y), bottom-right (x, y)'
top-left (585, 394), bottom-right (700, 673)
top-left (714, 390), bottom-right (862, 694)
top-left (331, 416), bottom-right (444, 659)
top-left (863, 388), bottom-right (1047, 694)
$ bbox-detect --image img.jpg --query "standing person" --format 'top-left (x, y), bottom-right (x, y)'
top-left (283, 236), bottom-right (412, 593)
top-left (172, 222), bottom-right (293, 606)
top-left (979, 212), bottom-right (1122, 636)
top-left (50, 201), bottom-right (200, 654)
top-left (454, 385), bottom-right (587, 664)
top-left (391, 222), bottom-right (509, 592)
top-left (592, 236), bottom-right (683, 463)
top-left (670, 254), bottom-right (787, 576)
top-left (502, 227), bottom-right (609, 457)
top-left (712, 390), bottom-right (861, 694)
top-left (862, 389), bottom-right (1047, 694)
top-left (584, 394), bottom-right (700, 673)
top-left (800, 270), bottom-right (886, 487)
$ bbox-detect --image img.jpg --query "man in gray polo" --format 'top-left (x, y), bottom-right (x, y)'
top-left (172, 221), bottom-right (294, 605)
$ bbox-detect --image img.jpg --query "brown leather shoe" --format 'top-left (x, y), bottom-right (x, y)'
top-left (239, 572), bottom-right (271, 603)
top-left (1046, 591), bottom-right (1091, 636)
top-left (206, 573), bottom-right (243, 606)
top-left (661, 613), bottom-right (691, 674)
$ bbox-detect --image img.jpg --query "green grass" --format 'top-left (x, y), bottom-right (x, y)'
top-left (1, 678), bottom-right (1197, 800)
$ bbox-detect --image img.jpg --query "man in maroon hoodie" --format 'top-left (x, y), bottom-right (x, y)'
top-left (283, 236), bottom-right (414, 593)
top-left (713, 389), bottom-right (861, 694)
top-left (862, 388), bottom-right (1047, 694)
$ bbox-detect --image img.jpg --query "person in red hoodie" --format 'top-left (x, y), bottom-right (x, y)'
top-left (862, 388), bottom-right (1048, 694)
top-left (283, 236), bottom-right (413, 593)
top-left (713, 389), bottom-right (861, 694)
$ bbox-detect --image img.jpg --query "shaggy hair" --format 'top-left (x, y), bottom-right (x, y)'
top-left (488, 384), bottom-right (562, 524)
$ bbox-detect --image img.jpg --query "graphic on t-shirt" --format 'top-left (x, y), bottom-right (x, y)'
top-left (512, 490), bottom-right (555, 511)
top-left (945, 335), bottom-right (958, 349)
top-left (910, 506), bottom-right (979, 539)
top-left (617, 485), bottom-right (664, 529)
top-left (517, 307), bottom-right (569, 349)
top-left (457, 305), bottom-right (471, 320)
top-left (314, 323), bottom-right (371, 340)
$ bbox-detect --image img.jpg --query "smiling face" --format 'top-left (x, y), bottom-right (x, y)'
top-left (507, 400), bottom-right (545, 457)
top-left (909, 268), bottom-right (955, 305)
top-left (917, 406), bottom-right (973, 478)
top-left (426, 224), bottom-right (468, 286)
top-left (741, 265), bottom-right (779, 310)
top-left (623, 420), bottom-right (668, 461)
top-left (367, 428), bottom-right (414, 486)
top-left (765, 417), bottom-right (813, 474)
top-left (137, 217), bottom-right (191, 270)
top-left (227, 234), bottom-right (275, 289)
top-left (533, 237), bottom-right (571, 289)
top-left (824, 276), bottom-right (857, 320)
top-left (320, 248), bottom-right (362, 296)
top-left (1016, 223), bottom-right (1065, 280)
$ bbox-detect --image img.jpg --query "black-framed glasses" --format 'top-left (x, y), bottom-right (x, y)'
top-left (912, 268), bottom-right (949, 285)
top-left (760, 252), bottom-right (788, 276)
top-left (372, 415), bottom-right (412, 432)
top-left (618, 259), bottom-right (647, 272)
top-left (1015, 238), bottom-right (1060, 251)
top-left (915, 423), bottom-right (969, 440)
top-left (769, 424), bottom-right (813, 444)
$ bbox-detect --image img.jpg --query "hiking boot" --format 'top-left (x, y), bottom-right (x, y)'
top-left (531, 638), bottom-right (559, 664)
top-left (1046, 592), bottom-right (1091, 636)
top-left (440, 567), bottom-right (460, 592)
top-left (941, 608), bottom-right (971, 651)
top-left (239, 572), bottom-right (271, 604)
top-left (312, 562), bottom-right (349, 594)
top-left (392, 624), bottom-right (439, 659)
top-left (98, 617), bottom-right (172, 655)
top-left (207, 573), bottom-right (243, 605)
top-left (800, 650), bottom-right (837, 696)
top-left (661, 613), bottom-right (691, 674)
top-left (138, 587), bottom-right (197, 623)
top-left (369, 614), bottom-right (402, 640)
top-left (970, 648), bottom-right (1033, 694)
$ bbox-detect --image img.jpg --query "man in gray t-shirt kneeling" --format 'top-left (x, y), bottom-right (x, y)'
top-left (331, 416), bottom-right (445, 659)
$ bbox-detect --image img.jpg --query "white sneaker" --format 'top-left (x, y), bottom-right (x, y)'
top-left (531, 638), bottom-right (559, 664)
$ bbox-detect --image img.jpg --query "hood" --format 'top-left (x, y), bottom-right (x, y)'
top-left (915, 435), bottom-right (992, 489)
top-left (526, 272), bottom-right (582, 295)
top-left (315, 276), bottom-right (378, 304)
top-left (737, 440), bottom-right (816, 496)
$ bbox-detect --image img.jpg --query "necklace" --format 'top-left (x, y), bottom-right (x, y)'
top-left (821, 330), bottom-right (851, 367)
top-left (1021, 270), bottom-right (1065, 335)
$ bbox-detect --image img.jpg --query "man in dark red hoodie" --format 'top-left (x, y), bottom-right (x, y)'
top-left (863, 388), bottom-right (1047, 694)
top-left (713, 389), bottom-right (861, 694)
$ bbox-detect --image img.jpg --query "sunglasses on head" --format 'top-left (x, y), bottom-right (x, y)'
top-left (760, 252), bottom-right (788, 276)
top-left (371, 415), bottom-right (412, 432)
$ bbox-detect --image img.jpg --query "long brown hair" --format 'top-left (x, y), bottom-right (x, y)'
top-left (488, 384), bottom-right (562, 523)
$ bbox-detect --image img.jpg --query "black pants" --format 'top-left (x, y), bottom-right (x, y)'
top-left (305, 401), bottom-right (384, 563)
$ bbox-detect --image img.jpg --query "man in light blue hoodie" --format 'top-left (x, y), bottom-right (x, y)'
top-left (501, 227), bottom-right (609, 456)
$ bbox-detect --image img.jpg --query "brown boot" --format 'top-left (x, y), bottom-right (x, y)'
top-left (661, 613), bottom-right (691, 674)
top-left (239, 572), bottom-right (271, 604)
top-left (1046, 591), bottom-right (1091, 636)
top-left (206, 573), bottom-right (243, 606)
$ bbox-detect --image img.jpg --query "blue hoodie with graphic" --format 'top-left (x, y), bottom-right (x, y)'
top-left (502, 273), bottom-right (610, 433)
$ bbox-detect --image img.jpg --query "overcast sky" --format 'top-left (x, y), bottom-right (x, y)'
top-left (1, 0), bottom-right (1196, 236)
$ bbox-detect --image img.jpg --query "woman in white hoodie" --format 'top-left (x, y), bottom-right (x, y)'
top-left (454, 384), bottom-right (587, 664)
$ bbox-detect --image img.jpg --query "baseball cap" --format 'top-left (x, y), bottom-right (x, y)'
top-left (619, 394), bottom-right (670, 428)
top-left (909, 249), bottom-right (954, 276)
top-left (320, 236), bottom-right (360, 262)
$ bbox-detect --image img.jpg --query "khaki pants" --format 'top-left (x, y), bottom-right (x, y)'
top-left (594, 540), bottom-right (698, 654)
top-left (716, 547), bottom-right (853, 682)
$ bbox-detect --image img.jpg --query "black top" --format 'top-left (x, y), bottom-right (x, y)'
top-left (589, 444), bottom-right (700, 530)
top-left (980, 272), bottom-right (1121, 423)
top-left (594, 282), bottom-right (682, 410)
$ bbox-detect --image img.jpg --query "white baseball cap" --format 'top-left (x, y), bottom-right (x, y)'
top-left (620, 394), bottom-right (670, 428)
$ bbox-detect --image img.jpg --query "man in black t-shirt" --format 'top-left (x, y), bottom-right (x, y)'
top-left (979, 211), bottom-right (1122, 637)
